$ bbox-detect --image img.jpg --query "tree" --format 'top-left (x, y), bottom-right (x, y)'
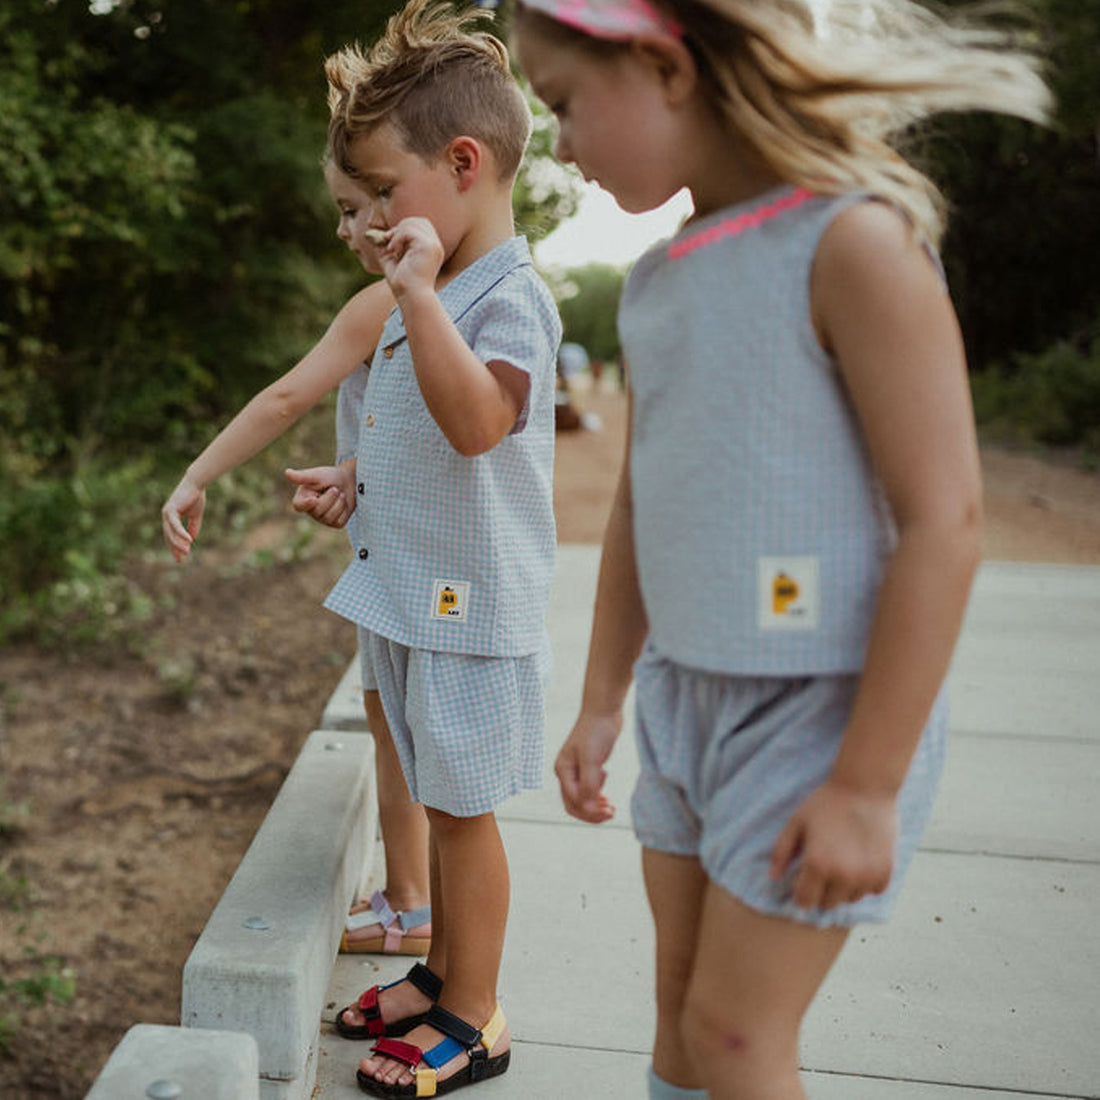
top-left (925, 0), bottom-right (1100, 369)
top-left (0, 0), bottom-right (577, 636)
top-left (553, 264), bottom-right (627, 364)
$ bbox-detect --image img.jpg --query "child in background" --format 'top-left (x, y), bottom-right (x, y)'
top-left (161, 160), bottom-right (432, 952)
top-left (513, 1), bottom-right (1049, 1097)
top-left (311, 0), bottom-right (561, 1094)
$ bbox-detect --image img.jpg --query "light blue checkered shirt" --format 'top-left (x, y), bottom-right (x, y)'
top-left (621, 187), bottom-right (898, 675)
top-left (324, 235), bottom-right (561, 657)
top-left (336, 363), bottom-right (369, 467)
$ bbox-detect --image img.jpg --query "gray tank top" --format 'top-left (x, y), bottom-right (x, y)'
top-left (621, 186), bottom-right (896, 675)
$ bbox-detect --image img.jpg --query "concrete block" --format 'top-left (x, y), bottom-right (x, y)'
top-left (85, 1024), bottom-right (258, 1100)
top-left (182, 730), bottom-right (376, 1096)
top-left (320, 659), bottom-right (368, 731)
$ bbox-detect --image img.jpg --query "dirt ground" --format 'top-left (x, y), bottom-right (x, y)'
top-left (1, 384), bottom-right (1098, 1097)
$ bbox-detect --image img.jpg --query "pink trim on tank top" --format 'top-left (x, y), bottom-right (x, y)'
top-left (668, 187), bottom-right (816, 261)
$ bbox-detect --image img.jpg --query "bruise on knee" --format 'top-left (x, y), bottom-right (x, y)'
top-left (722, 1030), bottom-right (748, 1053)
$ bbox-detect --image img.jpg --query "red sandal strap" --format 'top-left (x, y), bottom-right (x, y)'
top-left (355, 985), bottom-right (386, 1038)
top-left (371, 1037), bottom-right (423, 1069)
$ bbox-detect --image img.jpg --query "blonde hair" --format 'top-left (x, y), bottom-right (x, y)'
top-left (515, 0), bottom-right (1052, 243)
top-left (327, 0), bottom-right (532, 182)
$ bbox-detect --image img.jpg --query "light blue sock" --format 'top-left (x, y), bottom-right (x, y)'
top-left (647, 1065), bottom-right (706, 1099)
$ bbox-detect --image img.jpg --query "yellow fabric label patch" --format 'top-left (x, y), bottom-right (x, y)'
top-left (757, 556), bottom-right (820, 631)
top-left (430, 579), bottom-right (471, 622)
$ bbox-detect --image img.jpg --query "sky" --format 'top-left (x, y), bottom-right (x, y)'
top-left (534, 183), bottom-right (695, 271)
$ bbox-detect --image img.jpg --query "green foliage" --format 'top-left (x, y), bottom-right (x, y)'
top-left (0, 452), bottom-right (159, 648)
top-left (0, 785), bottom-right (77, 1057)
top-left (0, 953), bottom-right (77, 1059)
top-left (514, 103), bottom-right (582, 243)
top-left (971, 320), bottom-right (1100, 462)
top-left (926, 0), bottom-right (1100, 369)
top-left (551, 264), bottom-right (626, 363)
top-left (0, 0), bottom-right (576, 649)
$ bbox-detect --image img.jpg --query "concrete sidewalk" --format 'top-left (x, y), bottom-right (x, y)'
top-left (315, 546), bottom-right (1100, 1099)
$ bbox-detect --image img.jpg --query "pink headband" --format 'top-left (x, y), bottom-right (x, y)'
top-left (522, 0), bottom-right (683, 41)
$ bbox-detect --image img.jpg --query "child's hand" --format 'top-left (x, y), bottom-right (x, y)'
top-left (162, 478), bottom-right (205, 562)
top-left (770, 779), bottom-right (898, 911)
top-left (372, 217), bottom-right (445, 302)
top-left (554, 711), bottom-right (621, 824)
top-left (285, 466), bottom-right (356, 529)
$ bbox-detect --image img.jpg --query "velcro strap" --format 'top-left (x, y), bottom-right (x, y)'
top-left (371, 1038), bottom-right (422, 1069)
top-left (383, 924), bottom-right (404, 952)
top-left (415, 1066), bottom-right (437, 1097)
top-left (368, 889), bottom-right (398, 928)
top-left (406, 962), bottom-right (443, 1001)
top-left (420, 1036), bottom-right (464, 1069)
top-left (424, 1005), bottom-right (481, 1048)
top-left (478, 1004), bottom-right (507, 1052)
top-left (355, 986), bottom-right (386, 1038)
top-left (399, 904), bottom-right (432, 931)
top-left (345, 908), bottom-right (385, 932)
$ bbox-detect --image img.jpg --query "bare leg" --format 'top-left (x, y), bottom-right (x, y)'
top-left (359, 808), bottom-right (511, 1088)
top-left (337, 691), bottom-right (432, 1028)
top-left (363, 689), bottom-right (430, 912)
top-left (642, 848), bottom-right (708, 1091)
top-left (683, 882), bottom-right (848, 1099)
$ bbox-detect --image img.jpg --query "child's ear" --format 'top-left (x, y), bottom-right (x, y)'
top-left (446, 136), bottom-right (483, 192)
top-left (632, 33), bottom-right (698, 107)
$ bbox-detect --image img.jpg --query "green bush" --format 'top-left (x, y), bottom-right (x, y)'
top-left (971, 324), bottom-right (1100, 463)
top-left (0, 787), bottom-right (76, 1058)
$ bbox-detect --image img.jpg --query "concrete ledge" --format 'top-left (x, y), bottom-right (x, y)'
top-left (320, 658), bottom-right (367, 731)
top-left (85, 1023), bottom-right (258, 1100)
top-left (182, 730), bottom-right (376, 1097)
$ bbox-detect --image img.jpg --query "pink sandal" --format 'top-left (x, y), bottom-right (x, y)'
top-left (340, 890), bottom-right (432, 955)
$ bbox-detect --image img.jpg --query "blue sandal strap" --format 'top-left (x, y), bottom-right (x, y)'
top-left (398, 904), bottom-right (432, 931)
top-left (420, 1036), bottom-right (465, 1069)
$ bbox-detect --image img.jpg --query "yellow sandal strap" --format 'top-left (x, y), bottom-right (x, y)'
top-left (479, 1004), bottom-right (506, 1052)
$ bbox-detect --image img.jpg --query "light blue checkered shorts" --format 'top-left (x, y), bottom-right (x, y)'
top-left (357, 626), bottom-right (550, 817)
top-left (631, 643), bottom-right (947, 928)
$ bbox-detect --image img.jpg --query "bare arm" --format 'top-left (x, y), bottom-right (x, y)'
top-left (162, 281), bottom-right (393, 560)
top-left (555, 386), bottom-right (649, 823)
top-left (772, 202), bottom-right (982, 908)
top-left (377, 218), bottom-right (528, 456)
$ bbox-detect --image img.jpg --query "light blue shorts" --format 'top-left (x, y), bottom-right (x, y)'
top-left (357, 626), bottom-right (549, 818)
top-left (630, 644), bottom-right (947, 928)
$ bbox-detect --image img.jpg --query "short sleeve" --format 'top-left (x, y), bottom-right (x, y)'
top-left (468, 269), bottom-right (562, 434)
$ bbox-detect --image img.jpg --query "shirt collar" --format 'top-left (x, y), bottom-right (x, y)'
top-left (384, 235), bottom-right (533, 340)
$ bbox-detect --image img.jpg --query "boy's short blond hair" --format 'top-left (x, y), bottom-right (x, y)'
top-left (327, 0), bottom-right (531, 182)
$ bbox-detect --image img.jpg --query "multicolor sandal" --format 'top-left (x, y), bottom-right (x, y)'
top-left (341, 890), bottom-right (433, 955)
top-left (335, 962), bottom-right (443, 1041)
top-left (356, 1003), bottom-right (510, 1097)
